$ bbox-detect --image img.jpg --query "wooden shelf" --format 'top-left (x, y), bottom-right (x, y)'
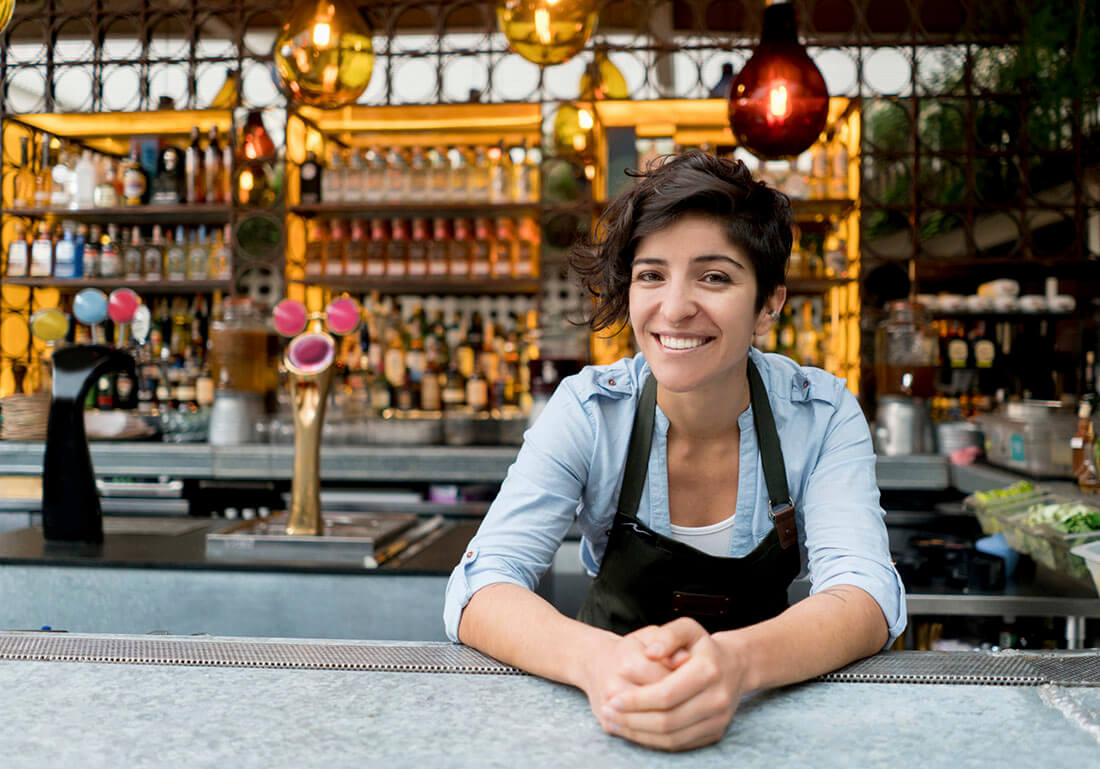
top-left (3, 277), bottom-right (232, 293)
top-left (288, 202), bottom-right (540, 218)
top-left (2, 205), bottom-right (233, 225)
top-left (787, 276), bottom-right (852, 293)
top-left (297, 276), bottom-right (541, 295)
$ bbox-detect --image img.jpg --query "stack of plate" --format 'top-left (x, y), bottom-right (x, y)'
top-left (0, 393), bottom-right (50, 441)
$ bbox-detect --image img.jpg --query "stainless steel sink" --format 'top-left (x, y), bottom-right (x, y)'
top-left (205, 511), bottom-right (419, 567)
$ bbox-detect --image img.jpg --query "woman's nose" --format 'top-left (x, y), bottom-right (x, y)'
top-left (660, 279), bottom-right (698, 323)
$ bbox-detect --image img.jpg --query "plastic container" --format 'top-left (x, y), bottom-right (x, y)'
top-left (1069, 539), bottom-right (1100, 596)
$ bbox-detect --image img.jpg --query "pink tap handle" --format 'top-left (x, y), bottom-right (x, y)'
top-left (273, 298), bottom-right (308, 337)
top-left (286, 332), bottom-right (335, 374)
top-left (325, 297), bottom-right (361, 336)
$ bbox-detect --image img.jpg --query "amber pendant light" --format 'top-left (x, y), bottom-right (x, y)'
top-left (497, 0), bottom-right (598, 66)
top-left (728, 1), bottom-right (828, 158)
top-left (0, 1), bottom-right (14, 33)
top-left (273, 0), bottom-right (374, 109)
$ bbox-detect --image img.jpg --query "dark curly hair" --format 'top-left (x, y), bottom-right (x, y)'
top-left (569, 150), bottom-right (792, 332)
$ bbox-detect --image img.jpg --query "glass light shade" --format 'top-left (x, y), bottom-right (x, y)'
top-left (497, 0), bottom-right (598, 66)
top-left (579, 47), bottom-right (628, 100)
top-left (273, 0), bottom-right (374, 109)
top-left (728, 2), bottom-right (829, 159)
top-left (0, 1), bottom-right (14, 34)
top-left (553, 103), bottom-right (595, 155)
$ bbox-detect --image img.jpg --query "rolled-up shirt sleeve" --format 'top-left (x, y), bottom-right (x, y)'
top-left (443, 378), bottom-right (595, 641)
top-left (800, 384), bottom-right (907, 648)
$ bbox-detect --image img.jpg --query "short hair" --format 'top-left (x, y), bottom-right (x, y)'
top-left (568, 150), bottom-right (792, 332)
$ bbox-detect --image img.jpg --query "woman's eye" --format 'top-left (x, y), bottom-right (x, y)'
top-left (633, 271), bottom-right (662, 282)
top-left (702, 272), bottom-right (731, 283)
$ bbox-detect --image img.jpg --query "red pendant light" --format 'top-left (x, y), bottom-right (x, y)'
top-left (728, 1), bottom-right (828, 159)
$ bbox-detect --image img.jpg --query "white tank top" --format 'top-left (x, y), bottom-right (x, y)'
top-left (668, 512), bottom-right (736, 557)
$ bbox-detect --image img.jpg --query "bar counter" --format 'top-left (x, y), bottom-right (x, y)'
top-left (1, 632), bottom-right (1098, 768)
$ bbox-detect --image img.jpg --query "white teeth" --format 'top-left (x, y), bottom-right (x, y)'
top-left (658, 335), bottom-right (707, 350)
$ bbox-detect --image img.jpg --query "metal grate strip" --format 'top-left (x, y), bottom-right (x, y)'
top-left (818, 651), bottom-right (1100, 687)
top-left (0, 633), bottom-right (526, 676)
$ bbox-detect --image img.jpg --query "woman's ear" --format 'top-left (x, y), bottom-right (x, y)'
top-left (754, 286), bottom-right (787, 336)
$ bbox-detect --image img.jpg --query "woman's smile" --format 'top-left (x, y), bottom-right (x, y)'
top-left (655, 334), bottom-right (715, 351)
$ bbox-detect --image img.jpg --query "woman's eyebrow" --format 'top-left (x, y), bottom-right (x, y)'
top-left (633, 255), bottom-right (746, 270)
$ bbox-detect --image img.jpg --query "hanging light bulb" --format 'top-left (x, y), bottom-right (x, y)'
top-left (0, 1), bottom-right (14, 34)
top-left (497, 0), bottom-right (598, 66)
top-left (728, 1), bottom-right (829, 158)
top-left (553, 103), bottom-right (595, 154)
top-left (273, 0), bottom-right (374, 109)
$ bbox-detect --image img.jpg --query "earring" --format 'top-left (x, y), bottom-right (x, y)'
top-left (768, 309), bottom-right (779, 319)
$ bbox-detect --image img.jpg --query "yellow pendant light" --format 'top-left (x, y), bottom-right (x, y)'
top-left (579, 44), bottom-right (628, 100)
top-left (497, 0), bottom-right (598, 66)
top-left (273, 0), bottom-right (374, 109)
top-left (0, 1), bottom-right (14, 33)
top-left (553, 102), bottom-right (595, 154)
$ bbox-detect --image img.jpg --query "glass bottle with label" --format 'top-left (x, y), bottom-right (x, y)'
top-left (213, 224), bottom-right (233, 280)
top-left (188, 225), bottom-right (209, 279)
top-left (515, 215), bottom-right (539, 278)
top-left (94, 159), bottom-right (121, 208)
top-left (384, 147), bottom-right (409, 203)
top-left (29, 221), bottom-right (54, 277)
top-left (305, 219), bottom-right (327, 278)
top-left (408, 146), bottom-right (429, 200)
top-left (299, 150), bottom-right (322, 204)
top-left (493, 217), bottom-right (517, 278)
top-left (468, 146), bottom-right (490, 202)
top-left (123, 226), bottom-right (144, 279)
top-left (323, 148), bottom-right (343, 203)
top-left (387, 219), bottom-right (409, 277)
top-left (428, 218), bottom-right (451, 277)
top-left (325, 219), bottom-right (347, 277)
top-left (344, 149), bottom-right (364, 203)
top-left (407, 218), bottom-right (430, 277)
top-left (34, 138), bottom-right (52, 208)
top-left (83, 224), bottom-right (102, 278)
top-left (363, 147), bottom-right (385, 203)
top-left (99, 224), bottom-right (121, 278)
top-left (450, 218), bottom-right (472, 277)
top-left (471, 217), bottom-right (493, 277)
top-left (447, 146), bottom-right (468, 202)
top-left (13, 137), bottom-right (35, 208)
top-left (185, 126), bottom-right (205, 204)
top-left (205, 126), bottom-right (224, 204)
top-left (154, 146), bottom-right (185, 204)
top-left (50, 142), bottom-right (72, 208)
top-left (122, 143), bottom-right (148, 206)
top-left (366, 219), bottom-right (389, 277)
top-left (426, 146), bottom-right (449, 202)
top-left (345, 219), bottom-right (367, 277)
top-left (6, 221), bottom-right (29, 277)
top-left (144, 225), bottom-right (164, 281)
top-left (165, 225), bottom-right (187, 280)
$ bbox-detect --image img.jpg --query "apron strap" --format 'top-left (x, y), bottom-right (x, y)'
top-left (616, 373), bottom-right (657, 519)
top-left (747, 358), bottom-right (798, 549)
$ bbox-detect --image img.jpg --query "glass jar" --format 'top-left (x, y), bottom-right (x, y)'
top-left (874, 300), bottom-right (939, 398)
top-left (208, 298), bottom-right (277, 393)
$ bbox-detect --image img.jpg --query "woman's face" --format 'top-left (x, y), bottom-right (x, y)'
top-left (628, 214), bottom-right (783, 395)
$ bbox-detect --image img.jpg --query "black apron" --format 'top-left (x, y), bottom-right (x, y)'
top-left (576, 358), bottom-right (801, 635)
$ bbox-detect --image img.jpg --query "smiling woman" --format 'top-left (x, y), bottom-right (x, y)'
top-left (446, 150), bottom-right (905, 752)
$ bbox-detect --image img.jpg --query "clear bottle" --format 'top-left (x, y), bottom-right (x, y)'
top-left (345, 219), bottom-right (367, 277)
top-left (407, 146), bottom-right (429, 200)
top-left (165, 225), bottom-right (187, 280)
top-left (98, 224), bottom-right (121, 278)
top-left (488, 143), bottom-right (511, 204)
top-left (426, 146), bottom-right (450, 202)
top-left (323, 148), bottom-right (343, 203)
top-left (492, 217), bottom-right (516, 278)
top-left (385, 147), bottom-right (409, 203)
top-left (363, 147), bottom-right (385, 203)
top-left (326, 219), bottom-right (347, 277)
top-left (5, 221), bottom-right (29, 277)
top-left (188, 225), bottom-right (209, 279)
top-left (34, 138), bottom-right (52, 208)
top-left (13, 136), bottom-right (35, 208)
top-left (387, 219), bottom-right (409, 277)
top-left (447, 146), bottom-right (468, 202)
top-left (212, 224), bottom-right (232, 280)
top-left (50, 143), bottom-right (73, 208)
top-left (94, 158), bottom-right (120, 208)
top-left (185, 126), bottom-right (205, 204)
top-left (29, 221), bottom-right (54, 277)
top-left (144, 224), bottom-right (164, 281)
top-left (122, 143), bottom-right (148, 206)
top-left (365, 219), bottom-right (389, 277)
top-left (407, 217), bottom-right (430, 277)
top-left (471, 217), bottom-right (493, 277)
top-left (449, 218), bottom-right (472, 277)
top-left (83, 224), bottom-right (102, 278)
top-left (205, 126), bottom-right (224, 204)
top-left (123, 226), bottom-right (144, 279)
top-left (468, 146), bottom-right (490, 202)
top-left (344, 149), bottom-right (364, 203)
top-left (428, 218), bottom-right (451, 277)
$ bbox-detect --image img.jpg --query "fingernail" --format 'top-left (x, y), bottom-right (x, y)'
top-left (646, 643), bottom-right (664, 656)
top-left (609, 697), bottom-right (624, 710)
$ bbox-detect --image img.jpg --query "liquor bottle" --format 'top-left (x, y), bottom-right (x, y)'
top-left (515, 215), bottom-right (539, 278)
top-left (420, 357), bottom-right (442, 411)
top-left (1072, 402), bottom-right (1094, 479)
top-left (13, 137), bottom-right (35, 208)
top-left (325, 219), bottom-right (347, 277)
top-left (94, 158), bottom-right (121, 208)
top-left (465, 366), bottom-right (489, 412)
top-left (165, 225), bottom-right (187, 280)
top-left (441, 359), bottom-right (466, 409)
top-left (468, 146), bottom-right (490, 202)
top-left (34, 137), bottom-right (52, 208)
top-left (123, 226), bottom-right (144, 279)
top-left (83, 224), bottom-right (102, 278)
top-left (212, 224), bottom-right (232, 280)
top-left (220, 136), bottom-right (234, 205)
top-left (344, 148), bottom-right (364, 203)
top-left (383, 323), bottom-right (407, 393)
top-left (471, 217), bottom-right (493, 277)
top-left (345, 219), bottom-right (367, 277)
top-left (407, 218), bottom-right (430, 277)
top-left (305, 219), bottom-right (327, 278)
top-left (188, 225), bottom-right (209, 279)
top-left (365, 218), bottom-right (389, 277)
top-left (299, 150), bottom-right (322, 204)
top-left (492, 217), bottom-right (516, 278)
top-left (488, 143), bottom-right (510, 204)
top-left (50, 142), bottom-right (72, 208)
top-left (122, 141), bottom-right (148, 206)
top-left (428, 218), bottom-right (451, 277)
top-left (1077, 419), bottom-right (1100, 495)
top-left (426, 146), bottom-right (449, 203)
top-left (72, 149), bottom-right (97, 209)
top-left (6, 221), bottom-right (29, 277)
top-left (323, 148), bottom-right (343, 203)
top-left (154, 146), bottom-right (185, 204)
top-left (408, 146), bottom-right (429, 200)
top-left (114, 367), bottom-right (136, 409)
top-left (363, 146), bottom-right (385, 203)
top-left (73, 223), bottom-right (87, 277)
top-left (204, 126), bottom-right (224, 204)
top-left (96, 375), bottom-right (115, 410)
top-left (99, 224), bottom-right (121, 278)
top-left (144, 224), bottom-right (164, 281)
top-left (449, 218), bottom-right (472, 277)
top-left (447, 146), bottom-right (468, 202)
top-left (1083, 350), bottom-right (1098, 409)
top-left (185, 127), bottom-right (205, 204)
top-left (387, 219), bottom-right (409, 277)
top-left (29, 221), bottom-right (53, 277)
top-left (384, 147), bottom-right (409, 202)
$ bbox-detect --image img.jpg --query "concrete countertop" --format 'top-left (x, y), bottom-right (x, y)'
top-left (0, 634), bottom-right (1097, 768)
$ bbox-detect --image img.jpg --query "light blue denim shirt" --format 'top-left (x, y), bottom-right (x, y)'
top-left (444, 347), bottom-right (907, 646)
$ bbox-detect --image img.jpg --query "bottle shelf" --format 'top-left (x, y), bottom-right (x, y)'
top-left (787, 276), bottom-right (852, 293)
top-left (289, 202), bottom-right (540, 218)
top-left (297, 276), bottom-right (541, 295)
top-left (2, 205), bottom-right (233, 225)
top-left (3, 277), bottom-right (232, 293)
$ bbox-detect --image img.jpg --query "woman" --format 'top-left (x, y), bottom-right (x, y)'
top-left (444, 151), bottom-right (905, 751)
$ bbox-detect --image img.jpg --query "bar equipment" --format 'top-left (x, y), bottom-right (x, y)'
top-left (208, 297), bottom-right (276, 445)
top-left (41, 288), bottom-right (138, 543)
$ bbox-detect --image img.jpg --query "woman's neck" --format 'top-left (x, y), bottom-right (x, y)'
top-left (656, 371), bottom-right (752, 442)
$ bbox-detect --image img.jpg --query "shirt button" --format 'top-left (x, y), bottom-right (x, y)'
top-left (802, 381), bottom-right (809, 388)
top-left (466, 551), bottom-right (473, 559)
top-left (608, 379), bottom-right (615, 386)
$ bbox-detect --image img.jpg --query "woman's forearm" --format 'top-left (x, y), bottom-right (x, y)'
top-left (715, 584), bottom-right (889, 692)
top-left (457, 582), bottom-right (619, 689)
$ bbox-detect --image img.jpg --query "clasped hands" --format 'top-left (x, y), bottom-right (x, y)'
top-left (581, 617), bottom-right (747, 752)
